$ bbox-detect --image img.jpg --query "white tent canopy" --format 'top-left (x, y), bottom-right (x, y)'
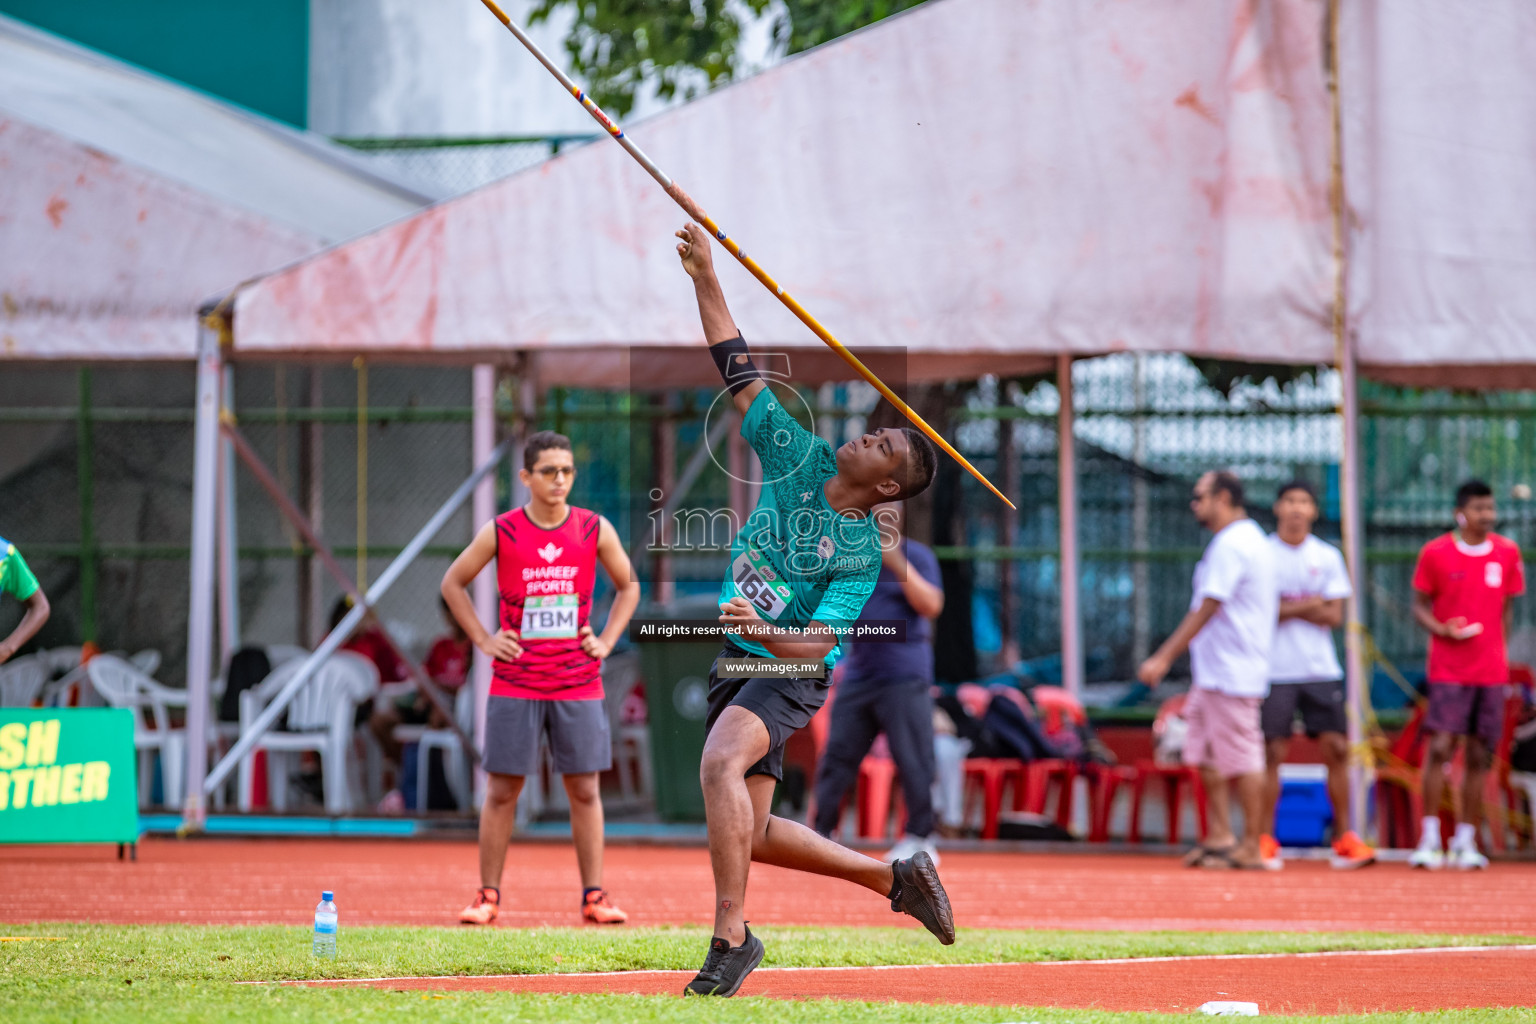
top-left (232, 0), bottom-right (1336, 384)
top-left (0, 14), bottom-right (436, 361)
top-left (1343, 1), bottom-right (1536, 388)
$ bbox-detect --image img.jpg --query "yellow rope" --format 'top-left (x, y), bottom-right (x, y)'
top-left (355, 356), bottom-right (368, 590)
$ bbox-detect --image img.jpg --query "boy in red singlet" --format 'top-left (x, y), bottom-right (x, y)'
top-left (1409, 479), bottom-right (1524, 870)
top-left (442, 431), bottom-right (641, 923)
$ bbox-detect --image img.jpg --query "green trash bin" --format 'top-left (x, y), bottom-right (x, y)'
top-left (640, 597), bottom-right (724, 822)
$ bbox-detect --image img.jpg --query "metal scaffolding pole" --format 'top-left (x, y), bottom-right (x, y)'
top-left (181, 322), bottom-right (222, 828)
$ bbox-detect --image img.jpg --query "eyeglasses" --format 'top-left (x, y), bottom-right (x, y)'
top-left (534, 466), bottom-right (575, 479)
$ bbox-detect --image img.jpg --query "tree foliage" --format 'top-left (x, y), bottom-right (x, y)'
top-left (530, 0), bottom-right (930, 118)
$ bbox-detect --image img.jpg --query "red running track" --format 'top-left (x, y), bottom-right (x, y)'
top-left (4, 839), bottom-right (1536, 934)
top-left (281, 947), bottom-right (1536, 1015)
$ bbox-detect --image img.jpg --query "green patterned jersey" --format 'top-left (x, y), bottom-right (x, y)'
top-left (716, 388), bottom-right (882, 667)
top-left (0, 538), bottom-right (40, 603)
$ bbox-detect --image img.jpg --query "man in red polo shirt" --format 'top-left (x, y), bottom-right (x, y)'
top-left (1409, 480), bottom-right (1524, 870)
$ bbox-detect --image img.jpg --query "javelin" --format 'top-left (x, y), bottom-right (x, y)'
top-left (475, 0), bottom-right (1015, 510)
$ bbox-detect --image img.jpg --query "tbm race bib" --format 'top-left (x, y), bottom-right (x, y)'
top-left (520, 594), bottom-right (580, 638)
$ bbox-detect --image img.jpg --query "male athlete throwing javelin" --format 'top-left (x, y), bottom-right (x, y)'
top-left (442, 430), bottom-right (641, 925)
top-left (674, 222), bottom-right (954, 998)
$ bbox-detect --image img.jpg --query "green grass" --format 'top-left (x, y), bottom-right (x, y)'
top-left (4, 924), bottom-right (1534, 1023)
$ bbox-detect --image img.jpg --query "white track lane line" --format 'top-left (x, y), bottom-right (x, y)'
top-left (239, 943), bottom-right (1536, 985)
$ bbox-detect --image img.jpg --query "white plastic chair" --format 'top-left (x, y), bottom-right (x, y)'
top-left (52, 649), bottom-right (158, 709)
top-left (31, 647), bottom-right (83, 707)
top-left (0, 654), bottom-right (50, 708)
top-left (399, 683), bottom-right (477, 812)
top-left (237, 651), bottom-right (379, 815)
top-left (266, 644), bottom-right (309, 668)
top-left (85, 654), bottom-right (188, 809)
top-left (603, 651), bottom-right (652, 802)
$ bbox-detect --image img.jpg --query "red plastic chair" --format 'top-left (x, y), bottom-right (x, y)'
top-left (854, 737), bottom-right (904, 839)
top-left (961, 757), bottom-right (1027, 839)
top-left (1484, 664), bottom-right (1532, 851)
top-left (1372, 699), bottom-right (1428, 849)
top-left (1029, 686), bottom-right (1138, 839)
top-left (1024, 687), bottom-right (1081, 827)
top-left (1088, 763), bottom-right (1140, 842)
top-left (807, 685), bottom-right (910, 840)
top-left (1128, 695), bottom-right (1209, 844)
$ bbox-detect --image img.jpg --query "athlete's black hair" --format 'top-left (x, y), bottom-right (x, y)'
top-left (1456, 479), bottom-right (1494, 508)
top-left (1208, 471), bottom-right (1245, 509)
top-left (898, 428), bottom-right (939, 500)
top-left (524, 430), bottom-right (573, 471)
top-left (1276, 479), bottom-right (1317, 503)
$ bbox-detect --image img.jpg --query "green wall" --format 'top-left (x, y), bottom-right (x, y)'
top-left (2, 0), bottom-right (308, 127)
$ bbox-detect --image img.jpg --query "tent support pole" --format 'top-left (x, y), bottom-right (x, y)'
top-left (655, 397), bottom-right (676, 604)
top-left (1057, 354), bottom-right (1083, 696)
top-left (76, 369), bottom-right (97, 644)
top-left (1325, 0), bottom-right (1368, 840)
top-left (471, 363), bottom-right (499, 807)
top-left (217, 367), bottom-right (241, 661)
top-left (1341, 341), bottom-right (1367, 840)
top-left (182, 321), bottom-right (222, 830)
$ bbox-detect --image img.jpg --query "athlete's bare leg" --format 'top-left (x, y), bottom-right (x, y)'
top-left (746, 774), bottom-right (894, 891)
top-left (564, 771), bottom-right (605, 889)
top-left (480, 771), bottom-right (525, 888)
top-left (1319, 731), bottom-right (1352, 833)
top-left (1261, 736), bottom-right (1289, 836)
top-left (701, 706), bottom-right (894, 946)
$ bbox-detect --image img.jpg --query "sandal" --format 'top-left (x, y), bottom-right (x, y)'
top-left (1182, 842), bottom-right (1237, 868)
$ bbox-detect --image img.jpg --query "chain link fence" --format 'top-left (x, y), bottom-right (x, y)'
top-left (4, 355), bottom-right (1536, 702)
top-left (333, 135), bottom-right (598, 197)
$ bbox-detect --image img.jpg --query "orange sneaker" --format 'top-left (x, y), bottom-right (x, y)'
top-left (459, 887), bottom-right (500, 925)
top-left (581, 889), bottom-right (629, 925)
top-left (1259, 834), bottom-right (1283, 871)
top-left (1330, 830), bottom-right (1377, 870)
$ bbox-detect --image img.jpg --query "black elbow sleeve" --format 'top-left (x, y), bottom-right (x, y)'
top-left (710, 336), bottom-right (762, 395)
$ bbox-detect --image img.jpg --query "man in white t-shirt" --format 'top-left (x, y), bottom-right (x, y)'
top-left (1259, 480), bottom-right (1375, 871)
top-left (1139, 471), bottom-right (1277, 869)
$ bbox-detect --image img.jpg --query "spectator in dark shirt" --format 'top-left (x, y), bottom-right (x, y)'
top-left (812, 503), bottom-right (946, 863)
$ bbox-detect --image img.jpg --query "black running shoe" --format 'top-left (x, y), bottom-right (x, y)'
top-left (890, 850), bottom-right (955, 944)
top-left (682, 925), bottom-right (765, 997)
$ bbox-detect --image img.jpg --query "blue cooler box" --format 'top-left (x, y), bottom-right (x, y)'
top-left (1274, 765), bottom-right (1333, 846)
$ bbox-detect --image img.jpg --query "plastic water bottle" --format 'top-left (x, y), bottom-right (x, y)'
top-left (313, 891), bottom-right (337, 958)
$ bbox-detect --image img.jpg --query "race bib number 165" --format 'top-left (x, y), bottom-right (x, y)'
top-left (732, 550), bottom-right (792, 620)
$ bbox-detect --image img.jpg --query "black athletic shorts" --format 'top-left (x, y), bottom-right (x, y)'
top-left (1261, 679), bottom-right (1347, 741)
top-left (705, 642), bottom-right (830, 781)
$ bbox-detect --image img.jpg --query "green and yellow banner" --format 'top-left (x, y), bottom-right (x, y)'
top-left (0, 709), bottom-right (138, 843)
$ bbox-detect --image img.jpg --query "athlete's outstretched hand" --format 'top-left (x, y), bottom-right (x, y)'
top-left (579, 625), bottom-right (611, 660)
top-left (676, 222), bottom-right (715, 281)
top-left (479, 628), bottom-right (523, 662)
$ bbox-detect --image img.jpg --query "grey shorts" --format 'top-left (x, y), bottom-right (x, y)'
top-left (1262, 679), bottom-right (1348, 741)
top-left (483, 696), bottom-right (612, 777)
